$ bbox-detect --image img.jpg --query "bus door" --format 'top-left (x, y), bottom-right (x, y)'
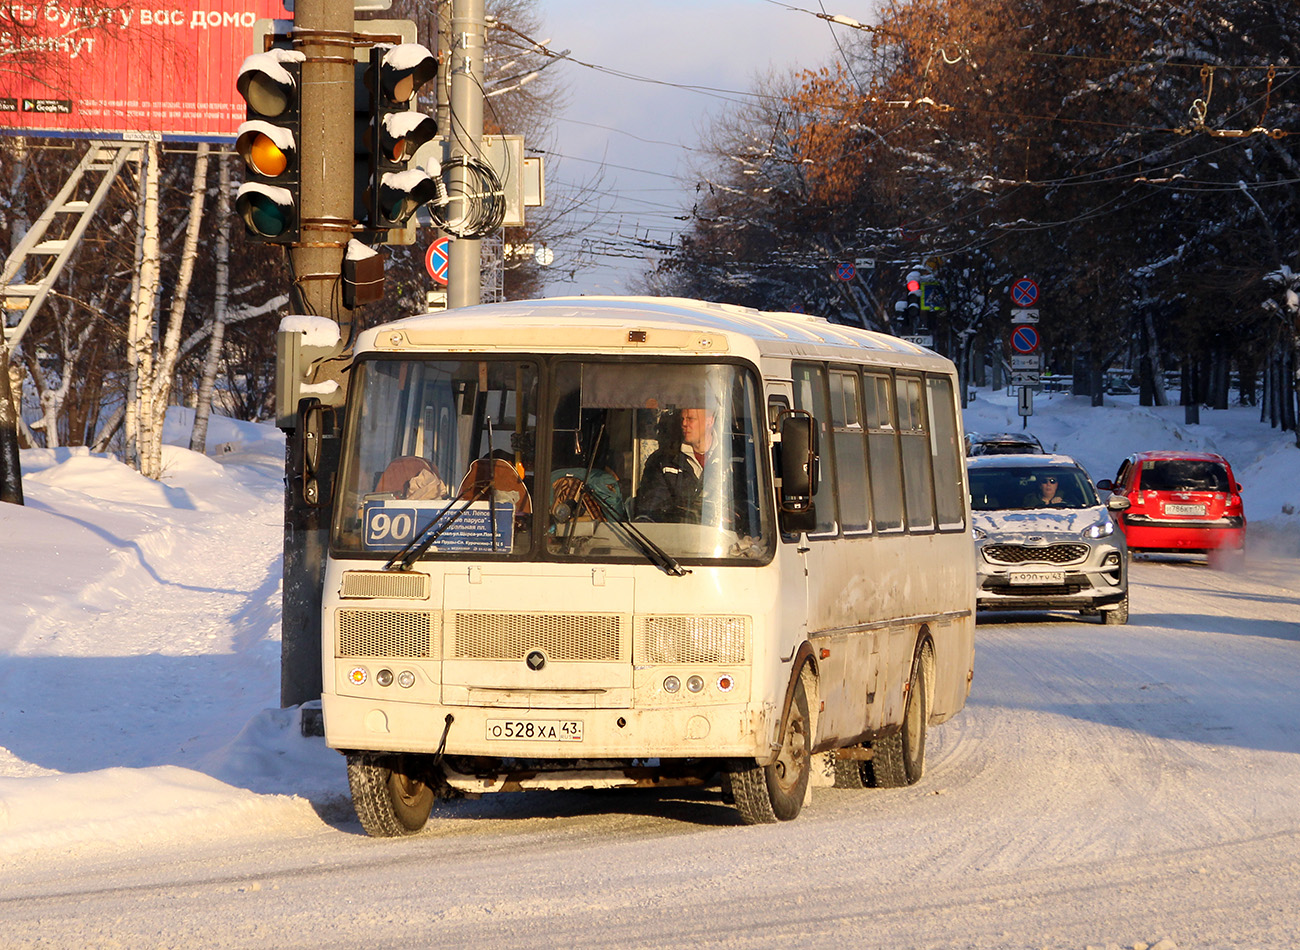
top-left (790, 363), bottom-right (886, 743)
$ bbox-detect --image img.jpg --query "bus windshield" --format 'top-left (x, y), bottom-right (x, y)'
top-left (332, 357), bottom-right (773, 564)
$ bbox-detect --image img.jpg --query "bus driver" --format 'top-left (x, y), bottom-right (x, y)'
top-left (636, 407), bottom-right (717, 522)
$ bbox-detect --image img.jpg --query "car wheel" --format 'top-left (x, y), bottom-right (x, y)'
top-left (1101, 591), bottom-right (1129, 625)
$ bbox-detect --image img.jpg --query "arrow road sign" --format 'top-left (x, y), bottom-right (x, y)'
top-left (425, 237), bottom-right (451, 286)
top-left (1010, 325), bottom-right (1041, 354)
top-left (1011, 278), bottom-right (1039, 308)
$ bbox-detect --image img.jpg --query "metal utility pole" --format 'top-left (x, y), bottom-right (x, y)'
top-left (447, 0), bottom-right (485, 309)
top-left (280, 0), bottom-right (357, 709)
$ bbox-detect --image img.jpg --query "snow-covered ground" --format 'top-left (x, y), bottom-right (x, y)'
top-left (1, 390), bottom-right (1298, 948)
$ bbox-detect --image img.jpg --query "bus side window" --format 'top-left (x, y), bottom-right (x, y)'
top-left (864, 372), bottom-right (904, 532)
top-left (897, 374), bottom-right (936, 532)
top-left (791, 362), bottom-right (838, 537)
top-left (830, 369), bottom-right (870, 533)
top-left (926, 376), bottom-right (966, 529)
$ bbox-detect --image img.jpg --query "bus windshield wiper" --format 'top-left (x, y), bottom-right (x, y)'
top-left (383, 482), bottom-right (490, 572)
top-left (572, 479), bottom-right (690, 577)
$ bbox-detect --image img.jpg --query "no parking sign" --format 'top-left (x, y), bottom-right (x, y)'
top-left (425, 237), bottom-right (451, 287)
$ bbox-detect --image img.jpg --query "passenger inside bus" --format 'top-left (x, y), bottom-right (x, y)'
top-left (375, 456), bottom-right (447, 500)
top-left (635, 407), bottom-right (718, 523)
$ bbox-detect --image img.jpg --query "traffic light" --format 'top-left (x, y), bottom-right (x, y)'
top-left (362, 43), bottom-right (439, 242)
top-left (234, 50), bottom-right (302, 244)
top-left (905, 272), bottom-right (923, 327)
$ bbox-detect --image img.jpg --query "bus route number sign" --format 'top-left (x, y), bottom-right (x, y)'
top-left (363, 500), bottom-right (514, 552)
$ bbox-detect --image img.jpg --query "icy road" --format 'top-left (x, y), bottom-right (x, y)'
top-left (4, 554), bottom-right (1298, 950)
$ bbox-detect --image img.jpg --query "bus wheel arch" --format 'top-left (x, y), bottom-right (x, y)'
top-left (347, 752), bottom-right (438, 837)
top-left (727, 658), bottom-right (815, 824)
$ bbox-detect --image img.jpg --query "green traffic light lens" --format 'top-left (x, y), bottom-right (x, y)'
top-left (246, 195), bottom-right (289, 237)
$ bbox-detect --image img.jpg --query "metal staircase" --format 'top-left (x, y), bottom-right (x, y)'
top-left (1, 141), bottom-right (144, 349)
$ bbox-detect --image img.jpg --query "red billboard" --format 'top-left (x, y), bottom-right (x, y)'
top-left (0, 1), bottom-right (290, 142)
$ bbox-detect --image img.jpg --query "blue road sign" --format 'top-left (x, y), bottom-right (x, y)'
top-left (1010, 325), bottom-right (1040, 354)
top-left (1011, 277), bottom-right (1039, 307)
top-left (835, 261), bottom-right (856, 281)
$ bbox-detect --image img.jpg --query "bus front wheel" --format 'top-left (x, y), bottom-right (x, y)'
top-left (728, 677), bottom-right (811, 824)
top-left (347, 753), bottom-right (435, 837)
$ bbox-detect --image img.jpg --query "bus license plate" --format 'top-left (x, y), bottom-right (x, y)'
top-left (1009, 571), bottom-right (1065, 585)
top-left (486, 719), bottom-right (584, 741)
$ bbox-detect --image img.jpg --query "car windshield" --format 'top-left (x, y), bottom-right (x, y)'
top-left (969, 466), bottom-right (1100, 511)
top-left (331, 357), bottom-right (773, 564)
top-left (1139, 459), bottom-right (1230, 493)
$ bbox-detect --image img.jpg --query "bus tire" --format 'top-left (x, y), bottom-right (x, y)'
top-left (727, 677), bottom-right (811, 823)
top-left (871, 642), bottom-right (932, 788)
top-left (833, 749), bottom-right (869, 788)
top-left (347, 753), bottom-right (435, 837)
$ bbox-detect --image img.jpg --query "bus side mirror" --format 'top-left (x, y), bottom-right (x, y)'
top-left (777, 410), bottom-right (819, 511)
top-left (299, 398), bottom-right (336, 509)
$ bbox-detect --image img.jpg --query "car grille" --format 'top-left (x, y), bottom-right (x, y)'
top-left (984, 543), bottom-right (1089, 565)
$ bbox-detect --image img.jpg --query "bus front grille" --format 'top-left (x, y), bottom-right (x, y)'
top-left (635, 615), bottom-right (749, 664)
top-left (339, 570), bottom-right (430, 600)
top-left (447, 612), bottom-right (625, 662)
top-left (336, 608), bottom-right (439, 658)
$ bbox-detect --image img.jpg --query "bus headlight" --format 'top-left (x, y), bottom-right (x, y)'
top-left (376, 669), bottom-right (394, 687)
top-left (686, 675), bottom-right (705, 693)
top-left (397, 670), bottom-right (416, 688)
top-left (663, 675), bottom-right (681, 693)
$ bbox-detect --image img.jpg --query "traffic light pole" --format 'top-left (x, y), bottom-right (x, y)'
top-left (280, 0), bottom-right (357, 709)
top-left (447, 0), bottom-right (485, 309)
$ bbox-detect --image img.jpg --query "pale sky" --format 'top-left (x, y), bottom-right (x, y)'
top-left (533, 0), bottom-right (860, 295)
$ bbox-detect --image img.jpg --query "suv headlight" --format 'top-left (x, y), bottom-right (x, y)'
top-left (1083, 520), bottom-right (1115, 539)
top-left (972, 526), bottom-right (987, 540)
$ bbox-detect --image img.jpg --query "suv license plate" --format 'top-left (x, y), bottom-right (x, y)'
top-left (1010, 571), bottom-right (1065, 585)
top-left (486, 719), bottom-right (583, 741)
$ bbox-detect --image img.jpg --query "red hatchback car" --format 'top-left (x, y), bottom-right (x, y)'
top-left (1098, 451), bottom-right (1245, 558)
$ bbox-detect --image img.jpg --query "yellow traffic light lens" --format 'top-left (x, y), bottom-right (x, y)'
top-left (248, 133), bottom-right (288, 177)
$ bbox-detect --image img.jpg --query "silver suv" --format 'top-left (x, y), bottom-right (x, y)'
top-left (968, 454), bottom-right (1130, 623)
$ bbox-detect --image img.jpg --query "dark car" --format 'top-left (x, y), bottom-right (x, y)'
top-left (1098, 450), bottom-right (1245, 564)
top-left (965, 431), bottom-right (1045, 456)
top-left (969, 455), bottom-right (1130, 623)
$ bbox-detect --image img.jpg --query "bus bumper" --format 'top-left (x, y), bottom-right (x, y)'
top-left (321, 693), bottom-right (770, 768)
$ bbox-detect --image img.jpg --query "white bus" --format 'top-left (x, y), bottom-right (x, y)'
top-left (311, 297), bottom-right (975, 835)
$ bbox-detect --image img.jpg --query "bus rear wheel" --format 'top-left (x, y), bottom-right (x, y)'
top-left (871, 643), bottom-right (932, 788)
top-left (347, 753), bottom-right (435, 837)
top-left (728, 677), bottom-right (811, 823)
